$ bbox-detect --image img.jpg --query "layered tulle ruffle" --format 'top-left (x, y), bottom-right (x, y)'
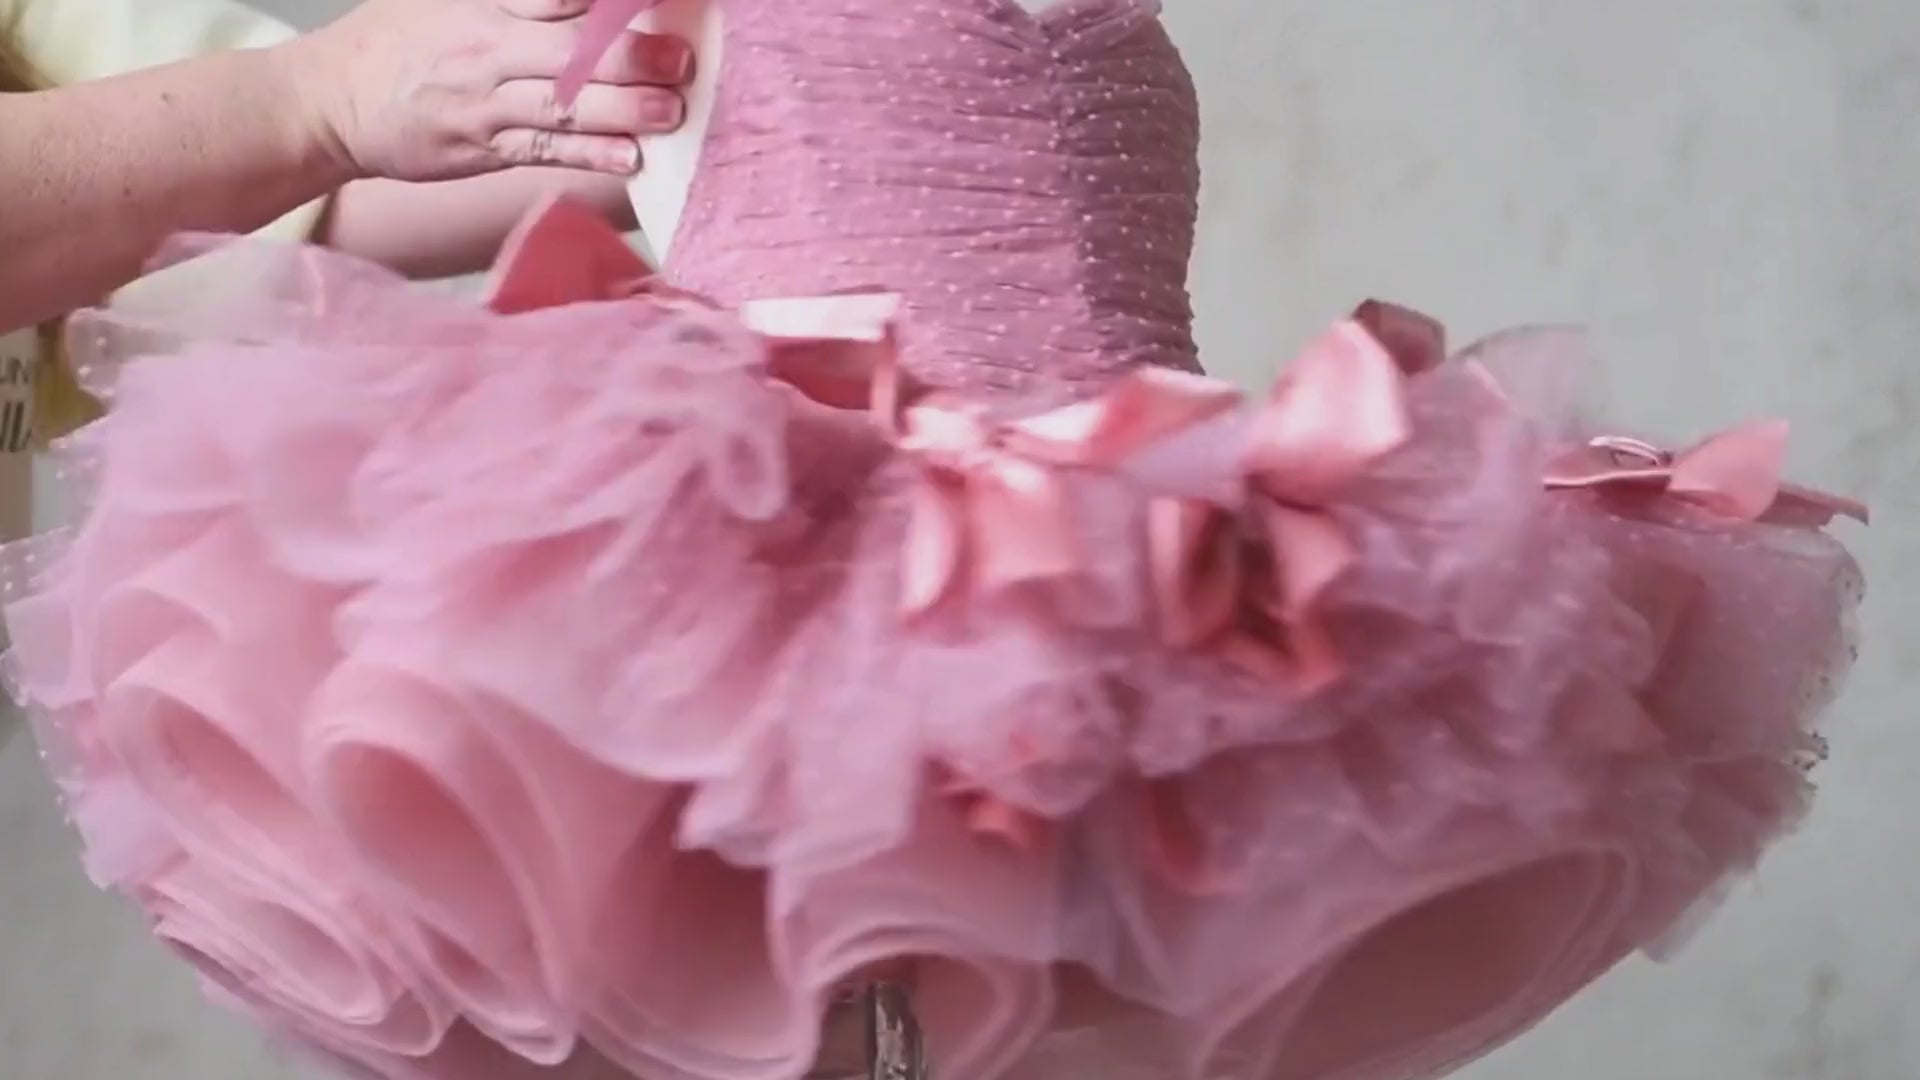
top-left (2, 199), bottom-right (1863, 1079)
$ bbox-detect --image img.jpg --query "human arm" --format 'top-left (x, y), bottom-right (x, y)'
top-left (0, 0), bottom-right (684, 332)
top-left (0, 47), bottom-right (349, 331)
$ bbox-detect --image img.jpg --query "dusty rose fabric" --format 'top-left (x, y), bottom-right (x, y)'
top-left (0, 1), bottom-right (1865, 1078)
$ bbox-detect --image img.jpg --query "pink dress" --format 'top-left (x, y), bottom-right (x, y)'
top-left (2, 0), bottom-right (1867, 1077)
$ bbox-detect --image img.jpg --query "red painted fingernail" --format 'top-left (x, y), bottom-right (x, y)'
top-left (643, 36), bottom-right (693, 83)
top-left (642, 93), bottom-right (685, 130)
top-left (615, 141), bottom-right (642, 173)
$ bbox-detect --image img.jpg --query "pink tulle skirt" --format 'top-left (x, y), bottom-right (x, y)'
top-left (2, 208), bottom-right (1863, 1080)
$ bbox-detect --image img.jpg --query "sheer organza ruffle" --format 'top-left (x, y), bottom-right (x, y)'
top-left (1, 211), bottom-right (1861, 1080)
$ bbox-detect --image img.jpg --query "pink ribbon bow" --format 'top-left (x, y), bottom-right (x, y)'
top-left (1545, 422), bottom-right (1868, 526)
top-left (1352, 298), bottom-right (1448, 376)
top-left (1148, 320), bottom-right (1413, 690)
top-left (898, 368), bottom-right (1243, 616)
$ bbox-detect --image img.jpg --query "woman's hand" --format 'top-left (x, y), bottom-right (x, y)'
top-left (288, 0), bottom-right (690, 182)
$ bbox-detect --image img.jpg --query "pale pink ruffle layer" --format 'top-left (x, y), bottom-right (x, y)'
top-left (2, 235), bottom-right (1860, 1080)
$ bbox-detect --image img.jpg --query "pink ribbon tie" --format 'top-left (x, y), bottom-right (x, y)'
top-left (1351, 299), bottom-right (1447, 376)
top-left (482, 194), bottom-right (654, 313)
top-left (1545, 421), bottom-right (1868, 526)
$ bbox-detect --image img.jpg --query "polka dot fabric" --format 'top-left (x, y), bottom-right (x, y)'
top-left (0, 2), bottom-right (1865, 1079)
top-left (667, 0), bottom-right (1202, 394)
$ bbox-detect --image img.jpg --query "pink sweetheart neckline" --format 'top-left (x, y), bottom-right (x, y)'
top-left (559, 0), bottom-right (1161, 105)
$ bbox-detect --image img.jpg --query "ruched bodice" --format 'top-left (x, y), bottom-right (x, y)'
top-left (665, 0), bottom-right (1202, 392)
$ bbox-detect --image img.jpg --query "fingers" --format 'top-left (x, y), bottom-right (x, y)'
top-left (473, 0), bottom-right (691, 176)
top-left (484, 78), bottom-right (685, 174)
top-left (490, 0), bottom-right (595, 20)
top-left (488, 129), bottom-right (643, 174)
top-left (493, 25), bottom-right (692, 86)
top-left (491, 79), bottom-right (685, 137)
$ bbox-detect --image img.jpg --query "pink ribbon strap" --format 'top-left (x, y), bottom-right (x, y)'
top-left (557, 0), bottom-right (665, 106)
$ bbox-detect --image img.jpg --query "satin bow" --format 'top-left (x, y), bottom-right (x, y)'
top-left (483, 194), bottom-right (914, 417)
top-left (1149, 321), bottom-right (1413, 690)
top-left (1544, 423), bottom-right (1868, 526)
top-left (739, 293), bottom-right (913, 422)
top-left (1352, 298), bottom-right (1448, 376)
top-left (898, 368), bottom-right (1243, 616)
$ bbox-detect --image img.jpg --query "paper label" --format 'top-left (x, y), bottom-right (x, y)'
top-left (0, 326), bottom-right (36, 541)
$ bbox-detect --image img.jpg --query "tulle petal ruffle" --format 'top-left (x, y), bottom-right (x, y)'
top-left (2, 201), bottom-right (1863, 1079)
